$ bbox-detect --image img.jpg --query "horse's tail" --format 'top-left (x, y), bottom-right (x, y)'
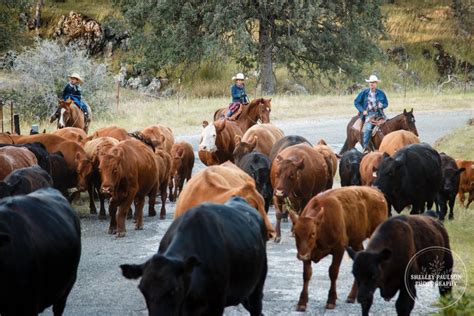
top-left (128, 131), bottom-right (155, 152)
top-left (339, 138), bottom-right (350, 156)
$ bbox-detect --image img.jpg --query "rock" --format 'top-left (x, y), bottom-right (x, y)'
top-left (117, 65), bottom-right (127, 87)
top-left (127, 77), bottom-right (142, 90)
top-left (386, 46), bottom-right (409, 66)
top-left (0, 51), bottom-right (17, 70)
top-left (142, 78), bottom-right (162, 98)
top-left (162, 87), bottom-right (175, 98)
top-left (281, 79), bottom-right (309, 95)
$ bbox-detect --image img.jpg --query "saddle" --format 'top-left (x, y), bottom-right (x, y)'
top-left (352, 116), bottom-right (386, 137)
top-left (228, 104), bottom-right (243, 121)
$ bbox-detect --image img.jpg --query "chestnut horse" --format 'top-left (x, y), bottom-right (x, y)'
top-left (339, 108), bottom-right (418, 155)
top-left (213, 98), bottom-right (272, 133)
top-left (57, 99), bottom-right (91, 133)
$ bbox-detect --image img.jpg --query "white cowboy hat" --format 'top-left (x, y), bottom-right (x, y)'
top-left (232, 73), bottom-right (246, 81)
top-left (365, 75), bottom-right (381, 83)
top-left (69, 73), bottom-right (84, 83)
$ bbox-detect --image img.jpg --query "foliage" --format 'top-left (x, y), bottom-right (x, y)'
top-left (9, 40), bottom-right (112, 121)
top-left (0, 0), bottom-right (32, 52)
top-left (113, 0), bottom-right (385, 93)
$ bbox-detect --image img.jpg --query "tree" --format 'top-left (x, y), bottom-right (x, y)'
top-left (115, 0), bottom-right (384, 94)
top-left (0, 0), bottom-right (32, 52)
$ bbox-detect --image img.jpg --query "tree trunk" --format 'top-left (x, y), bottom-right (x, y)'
top-left (259, 16), bottom-right (275, 95)
top-left (34, 0), bottom-right (44, 33)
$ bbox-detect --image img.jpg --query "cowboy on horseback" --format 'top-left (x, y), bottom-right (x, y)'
top-left (50, 73), bottom-right (90, 122)
top-left (225, 73), bottom-right (249, 120)
top-left (354, 75), bottom-right (388, 153)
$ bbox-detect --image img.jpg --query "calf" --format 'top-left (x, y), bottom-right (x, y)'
top-left (169, 141), bottom-right (194, 202)
top-left (290, 187), bottom-right (387, 311)
top-left (0, 165), bottom-right (53, 198)
top-left (121, 197), bottom-right (267, 315)
top-left (236, 151), bottom-right (273, 212)
top-left (359, 151), bottom-right (384, 186)
top-left (0, 146), bottom-right (38, 180)
top-left (436, 153), bottom-right (465, 220)
top-left (456, 159), bottom-right (473, 208)
top-left (269, 135), bottom-right (311, 161)
top-left (374, 143), bottom-right (442, 215)
top-left (271, 144), bottom-right (332, 242)
top-left (0, 142), bottom-right (51, 175)
top-left (0, 188), bottom-right (81, 315)
top-left (142, 124), bottom-right (175, 153)
top-left (153, 149), bottom-right (171, 219)
top-left (339, 148), bottom-right (363, 186)
top-left (347, 215), bottom-right (452, 316)
top-left (313, 139), bottom-right (337, 177)
top-left (99, 139), bottom-right (159, 237)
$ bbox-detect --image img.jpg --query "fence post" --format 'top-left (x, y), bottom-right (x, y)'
top-left (0, 98), bottom-right (3, 133)
top-left (115, 80), bottom-right (120, 113)
top-left (10, 101), bottom-right (14, 133)
top-left (13, 114), bottom-right (20, 135)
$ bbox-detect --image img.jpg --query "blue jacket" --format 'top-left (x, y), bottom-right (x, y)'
top-left (231, 84), bottom-right (249, 104)
top-left (62, 83), bottom-right (88, 111)
top-left (354, 88), bottom-right (388, 114)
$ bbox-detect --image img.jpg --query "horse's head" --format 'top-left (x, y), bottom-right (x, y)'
top-left (58, 98), bottom-right (73, 129)
top-left (402, 108), bottom-right (418, 136)
top-left (254, 98), bottom-right (271, 123)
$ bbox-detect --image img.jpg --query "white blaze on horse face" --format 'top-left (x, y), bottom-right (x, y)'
top-left (199, 123), bottom-right (217, 152)
top-left (59, 108), bottom-right (66, 128)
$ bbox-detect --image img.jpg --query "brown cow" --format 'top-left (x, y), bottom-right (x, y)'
top-left (142, 124), bottom-right (175, 153)
top-left (198, 119), bottom-right (243, 166)
top-left (52, 127), bottom-right (88, 143)
top-left (99, 139), bottom-right (158, 237)
top-left (313, 139), bottom-right (338, 177)
top-left (456, 159), bottom-right (474, 208)
top-left (379, 130), bottom-right (420, 156)
top-left (169, 142), bottom-right (194, 202)
top-left (271, 144), bottom-right (332, 242)
top-left (80, 137), bottom-right (120, 217)
top-left (289, 186), bottom-right (387, 311)
top-left (359, 151), bottom-right (384, 186)
top-left (154, 149), bottom-right (171, 219)
top-left (233, 123), bottom-right (284, 163)
top-left (88, 125), bottom-right (130, 141)
top-left (0, 146), bottom-right (38, 180)
top-left (175, 162), bottom-right (275, 239)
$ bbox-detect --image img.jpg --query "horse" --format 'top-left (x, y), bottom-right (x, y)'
top-left (339, 108), bottom-right (418, 155)
top-left (213, 98), bottom-right (272, 133)
top-left (56, 99), bottom-right (91, 133)
top-left (198, 119), bottom-right (243, 166)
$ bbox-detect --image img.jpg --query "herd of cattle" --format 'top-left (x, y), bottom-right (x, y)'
top-left (0, 107), bottom-right (472, 315)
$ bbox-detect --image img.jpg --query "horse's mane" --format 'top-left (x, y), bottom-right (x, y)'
top-left (128, 131), bottom-right (155, 152)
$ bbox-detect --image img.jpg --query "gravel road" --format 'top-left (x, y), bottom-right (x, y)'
top-left (41, 110), bottom-right (471, 316)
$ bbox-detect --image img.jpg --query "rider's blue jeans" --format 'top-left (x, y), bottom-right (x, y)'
top-left (362, 112), bottom-right (380, 149)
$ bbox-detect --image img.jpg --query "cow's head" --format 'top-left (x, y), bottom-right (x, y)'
top-left (198, 121), bottom-right (218, 152)
top-left (99, 148), bottom-right (125, 197)
top-left (170, 147), bottom-right (184, 179)
top-left (121, 255), bottom-right (201, 316)
top-left (272, 156), bottom-right (305, 199)
top-left (290, 208), bottom-right (325, 261)
top-left (373, 153), bottom-right (404, 203)
top-left (76, 152), bottom-right (94, 192)
top-left (402, 108), bottom-right (418, 136)
top-left (233, 135), bottom-right (258, 163)
top-left (347, 247), bottom-right (392, 316)
top-left (441, 166), bottom-right (465, 193)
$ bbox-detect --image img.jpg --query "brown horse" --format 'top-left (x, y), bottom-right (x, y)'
top-left (56, 99), bottom-right (91, 133)
top-left (339, 108), bottom-right (418, 155)
top-left (213, 98), bottom-right (272, 133)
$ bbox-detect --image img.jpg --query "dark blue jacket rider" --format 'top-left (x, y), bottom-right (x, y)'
top-left (354, 88), bottom-right (388, 116)
top-left (231, 84), bottom-right (249, 104)
top-left (62, 83), bottom-right (88, 113)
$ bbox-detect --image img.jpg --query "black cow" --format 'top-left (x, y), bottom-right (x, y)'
top-left (121, 197), bottom-right (268, 316)
top-left (236, 151), bottom-right (273, 213)
top-left (0, 188), bottom-right (81, 315)
top-left (0, 165), bottom-right (53, 198)
top-left (269, 135), bottom-right (312, 161)
top-left (436, 153), bottom-right (465, 220)
top-left (347, 215), bottom-right (452, 316)
top-left (0, 142), bottom-right (52, 175)
top-left (339, 148), bottom-right (363, 186)
top-left (50, 152), bottom-right (77, 199)
top-left (374, 143), bottom-right (442, 215)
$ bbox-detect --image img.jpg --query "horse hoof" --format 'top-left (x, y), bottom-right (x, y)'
top-left (296, 305), bottom-right (306, 312)
top-left (325, 303), bottom-right (336, 309)
top-left (116, 232), bottom-right (126, 238)
top-left (346, 297), bottom-right (356, 303)
top-left (274, 236), bottom-right (281, 243)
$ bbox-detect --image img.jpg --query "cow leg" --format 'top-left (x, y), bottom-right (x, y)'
top-left (168, 176), bottom-right (175, 202)
top-left (88, 183), bottom-right (97, 215)
top-left (159, 182), bottom-right (168, 219)
top-left (134, 196), bottom-right (146, 230)
top-left (243, 260), bottom-right (266, 316)
top-left (117, 196), bottom-right (135, 237)
top-left (108, 200), bottom-right (118, 234)
top-left (148, 184), bottom-right (158, 217)
top-left (275, 212), bottom-right (282, 243)
top-left (395, 284), bottom-right (415, 316)
top-left (97, 189), bottom-right (107, 220)
top-left (448, 196), bottom-right (455, 220)
top-left (387, 202), bottom-right (392, 217)
top-left (347, 244), bottom-right (364, 303)
top-left (438, 198), bottom-right (448, 221)
top-left (467, 190), bottom-right (474, 208)
top-left (326, 247), bottom-right (344, 309)
top-left (296, 260), bottom-right (312, 311)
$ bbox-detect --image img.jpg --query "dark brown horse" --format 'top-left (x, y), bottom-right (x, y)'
top-left (56, 99), bottom-right (91, 133)
top-left (213, 98), bottom-right (272, 133)
top-left (339, 108), bottom-right (418, 155)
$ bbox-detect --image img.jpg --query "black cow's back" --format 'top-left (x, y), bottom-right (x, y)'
top-left (269, 135), bottom-right (312, 161)
top-left (339, 148), bottom-right (363, 186)
top-left (0, 165), bottom-right (53, 198)
top-left (0, 188), bottom-right (81, 315)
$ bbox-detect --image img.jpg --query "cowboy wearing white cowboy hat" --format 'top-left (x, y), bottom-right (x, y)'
top-left (50, 73), bottom-right (90, 122)
top-left (354, 74), bottom-right (388, 152)
top-left (225, 73), bottom-right (249, 119)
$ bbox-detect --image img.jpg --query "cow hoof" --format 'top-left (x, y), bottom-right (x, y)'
top-left (296, 305), bottom-right (306, 312)
top-left (116, 232), bottom-right (126, 238)
top-left (149, 210), bottom-right (157, 217)
top-left (108, 228), bottom-right (116, 235)
top-left (325, 303), bottom-right (336, 309)
top-left (159, 214), bottom-right (166, 220)
top-left (274, 236), bottom-right (281, 243)
top-left (282, 218), bottom-right (288, 222)
top-left (98, 214), bottom-right (107, 220)
top-left (346, 297), bottom-right (356, 303)
top-left (135, 226), bottom-right (143, 230)
top-left (90, 209), bottom-right (97, 215)
top-left (449, 216), bottom-right (454, 220)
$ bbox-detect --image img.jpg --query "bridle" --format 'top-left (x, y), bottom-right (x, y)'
top-left (59, 102), bottom-right (81, 127)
